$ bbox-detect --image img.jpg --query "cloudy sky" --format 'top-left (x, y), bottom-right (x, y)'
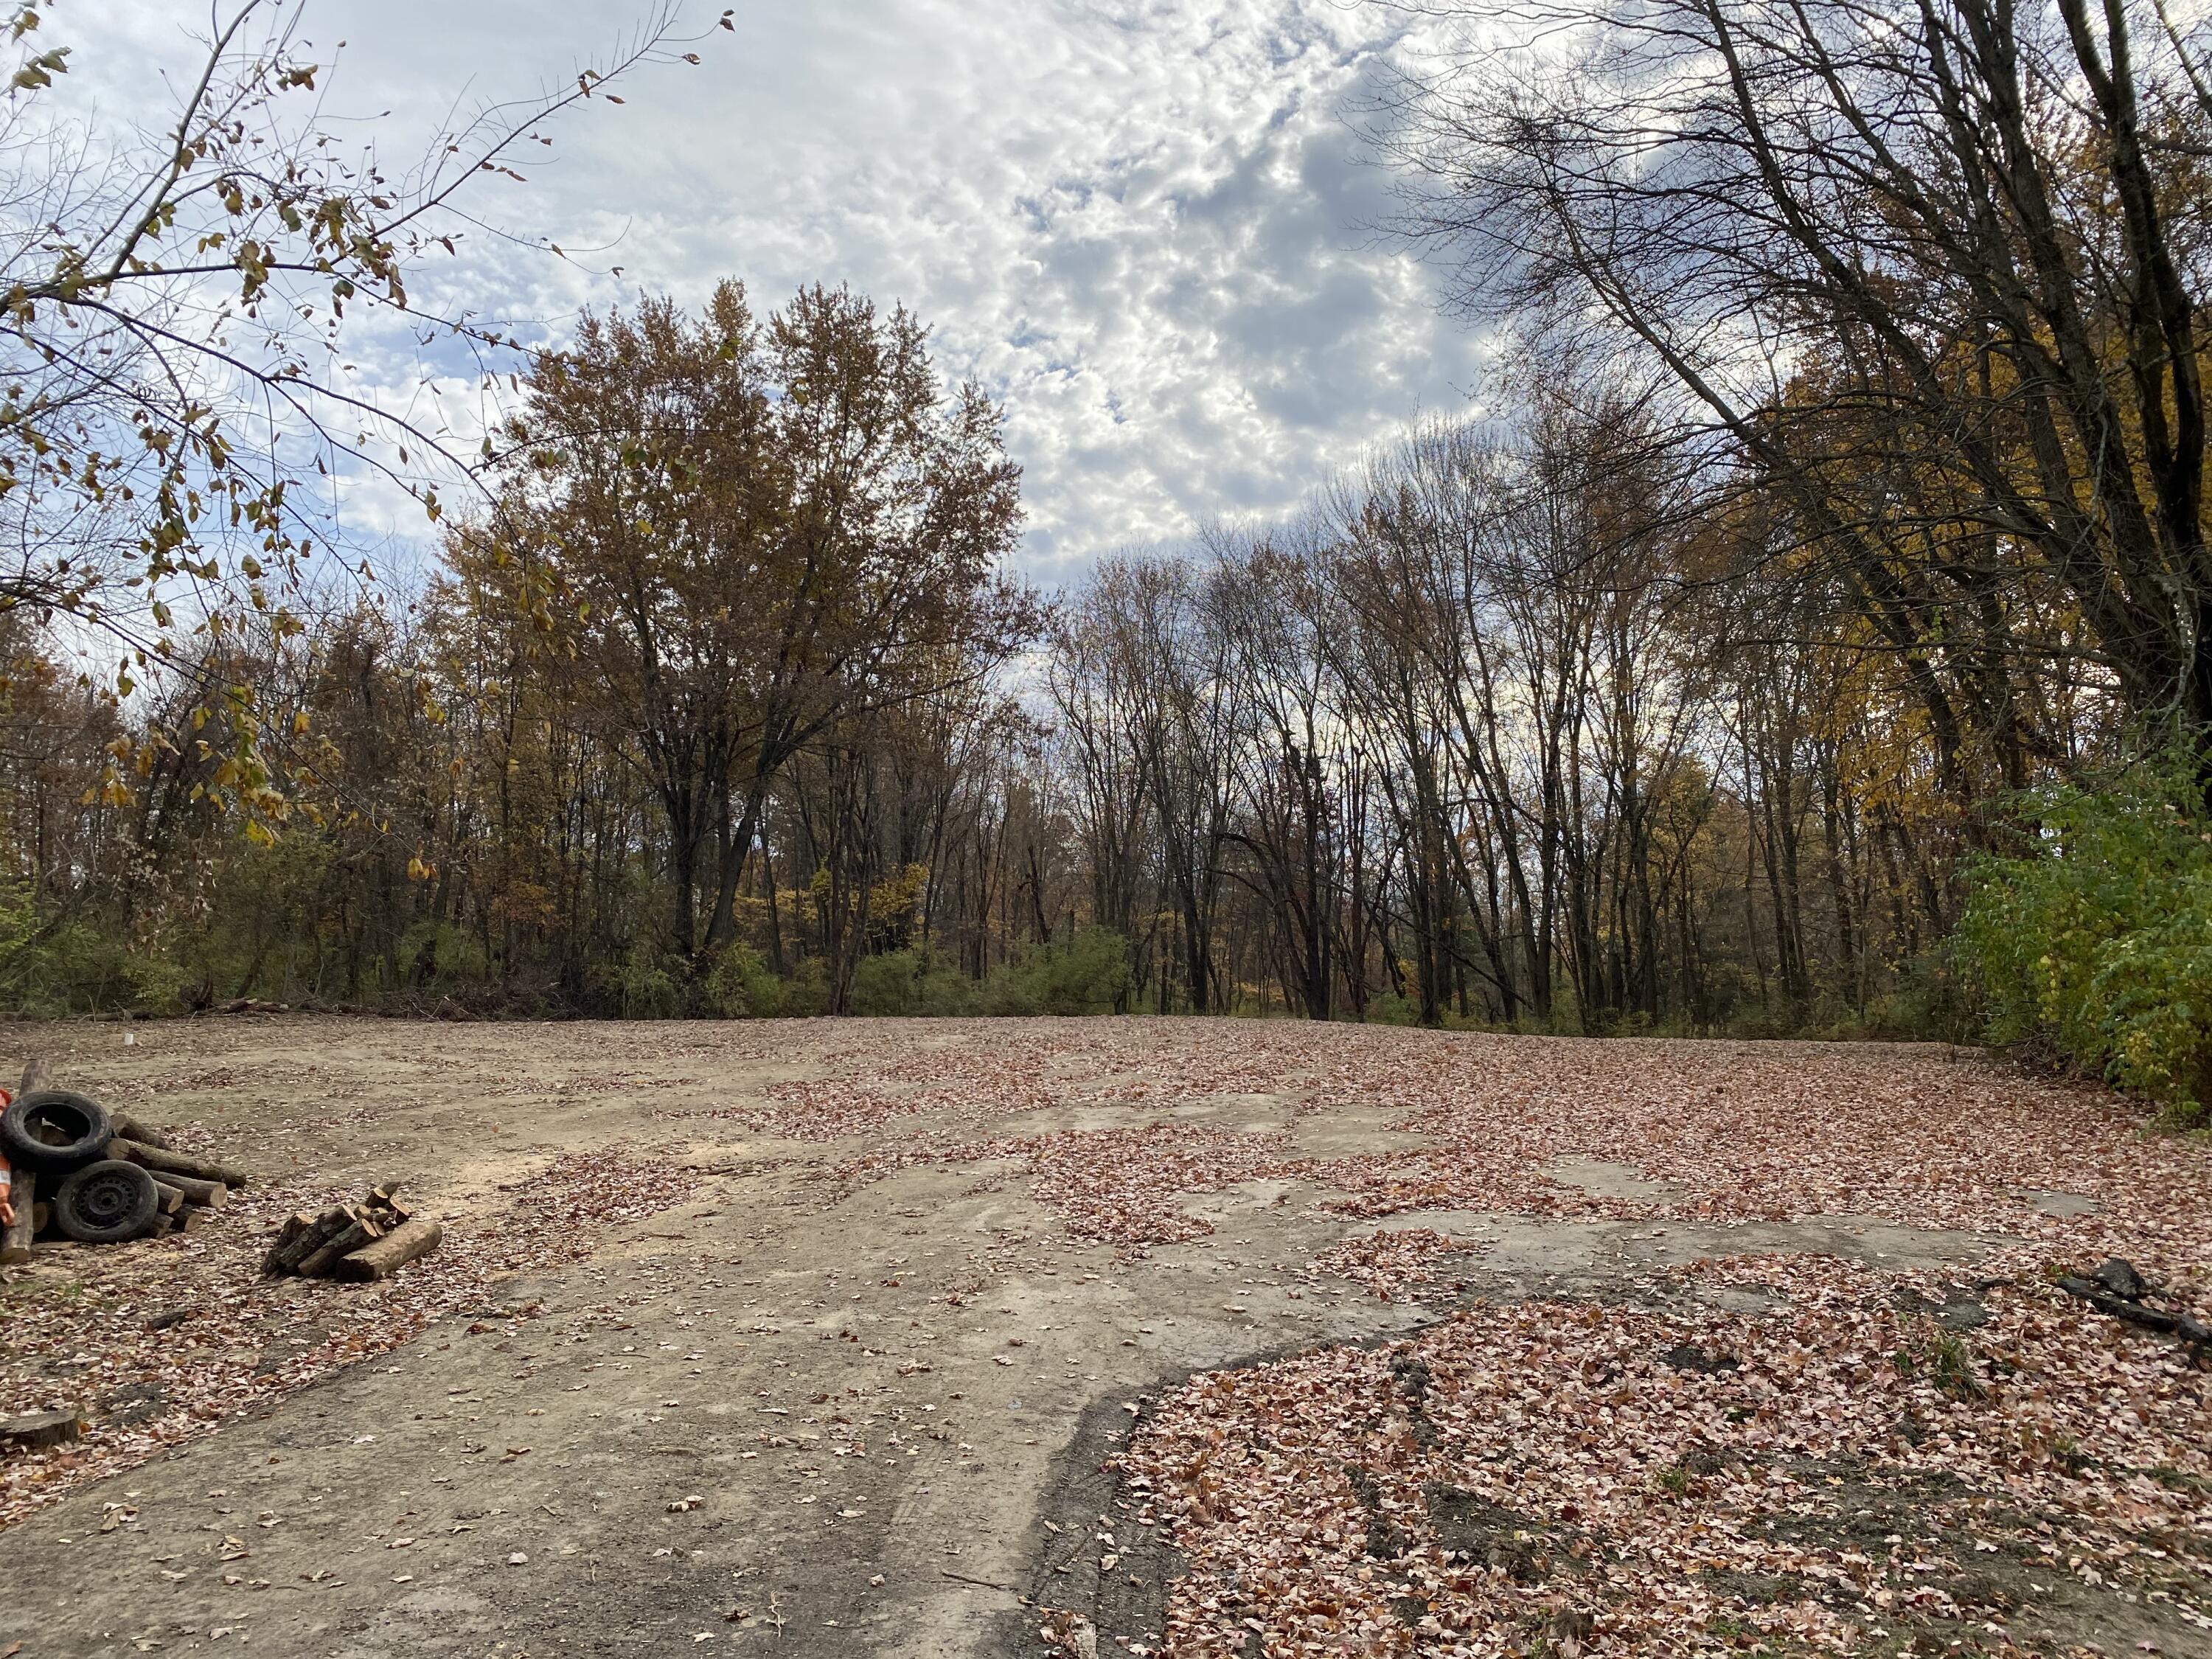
top-left (100, 0), bottom-right (1490, 581)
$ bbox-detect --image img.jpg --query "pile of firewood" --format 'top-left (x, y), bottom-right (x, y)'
top-left (262, 1185), bottom-right (442, 1282)
top-left (1, 1060), bottom-right (246, 1259)
top-left (2, 1060), bottom-right (443, 1287)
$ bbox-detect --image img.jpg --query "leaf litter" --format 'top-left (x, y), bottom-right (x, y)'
top-left (4, 1018), bottom-right (2208, 1655)
top-left (0, 1152), bottom-right (697, 1528)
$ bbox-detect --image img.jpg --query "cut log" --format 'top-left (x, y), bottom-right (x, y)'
top-left (260, 1211), bottom-right (314, 1273)
top-left (335, 1217), bottom-right (443, 1281)
top-left (142, 1213), bottom-right (174, 1238)
top-left (112, 1138), bottom-right (250, 1190)
top-left (150, 1180), bottom-right (186, 1216)
top-left (266, 1206), bottom-right (350, 1275)
top-left (156, 1171), bottom-right (229, 1208)
top-left (1, 1057), bottom-right (43, 1260)
top-left (0, 1407), bottom-right (81, 1450)
top-left (110, 1112), bottom-right (175, 1152)
top-left (30, 1199), bottom-right (49, 1234)
top-left (297, 1212), bottom-right (385, 1279)
top-left (0, 1165), bottom-right (33, 1261)
top-left (175, 1205), bottom-right (215, 1234)
top-left (290, 1205), bottom-right (356, 1263)
top-left (363, 1192), bottom-right (411, 1228)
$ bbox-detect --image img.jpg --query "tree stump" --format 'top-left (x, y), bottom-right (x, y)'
top-left (0, 1408), bottom-right (81, 1450)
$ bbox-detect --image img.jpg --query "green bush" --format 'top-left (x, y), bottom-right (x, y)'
top-left (850, 946), bottom-right (975, 1017)
top-left (1360, 990), bottom-right (1421, 1026)
top-left (608, 936), bottom-right (685, 1020)
top-left (0, 885), bottom-right (173, 1014)
top-left (980, 926), bottom-right (1132, 1015)
top-left (1958, 748), bottom-right (2212, 1124)
top-left (703, 942), bottom-right (783, 1018)
top-left (1838, 952), bottom-right (1968, 1044)
top-left (779, 956), bottom-right (833, 1017)
top-left (120, 942), bottom-right (193, 1014)
top-left (397, 918), bottom-right (490, 992)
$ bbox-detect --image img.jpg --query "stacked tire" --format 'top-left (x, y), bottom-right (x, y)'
top-left (1, 1090), bottom-right (161, 1243)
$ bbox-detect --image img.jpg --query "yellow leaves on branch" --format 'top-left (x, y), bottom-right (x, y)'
top-left (10, 45), bottom-right (63, 90)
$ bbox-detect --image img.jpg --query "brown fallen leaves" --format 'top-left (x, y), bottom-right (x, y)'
top-left (1310, 1228), bottom-right (1477, 1304)
top-left (754, 1022), bottom-right (2206, 1656)
top-left (1121, 1251), bottom-right (2212, 1655)
top-left (8, 1016), bottom-right (2210, 1655)
top-left (961, 1125), bottom-right (1297, 1251)
top-left (0, 1152), bottom-right (697, 1529)
top-left (776, 1026), bottom-right (2212, 1273)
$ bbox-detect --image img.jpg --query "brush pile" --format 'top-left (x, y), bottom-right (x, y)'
top-left (261, 1185), bottom-right (442, 1281)
top-left (0, 1060), bottom-right (243, 1259)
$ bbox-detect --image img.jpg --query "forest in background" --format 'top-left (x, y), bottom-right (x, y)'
top-left (0, 336), bottom-right (1985, 1038)
top-left (4, 0), bottom-right (2212, 1118)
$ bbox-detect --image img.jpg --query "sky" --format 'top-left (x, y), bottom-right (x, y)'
top-left (92, 0), bottom-right (1491, 582)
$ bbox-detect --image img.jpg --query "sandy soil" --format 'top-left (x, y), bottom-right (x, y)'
top-left (0, 1016), bottom-right (2203, 1659)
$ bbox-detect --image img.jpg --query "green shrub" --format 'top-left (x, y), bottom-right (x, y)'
top-left (703, 942), bottom-right (783, 1018)
top-left (980, 927), bottom-right (1132, 1016)
top-left (0, 885), bottom-right (170, 1014)
top-left (1360, 990), bottom-right (1421, 1026)
top-left (121, 945), bottom-right (193, 1015)
top-left (779, 956), bottom-right (833, 1017)
top-left (397, 918), bottom-right (490, 992)
top-left (608, 936), bottom-right (684, 1019)
top-left (850, 946), bottom-right (975, 1017)
top-left (1842, 952), bottom-right (1968, 1043)
top-left (1958, 747), bottom-right (2212, 1124)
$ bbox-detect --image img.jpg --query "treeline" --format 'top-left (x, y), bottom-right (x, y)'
top-left (0, 282), bottom-right (1075, 1020)
top-left (3, 0), bottom-right (2209, 1079)
top-left (0, 352), bottom-right (2000, 1033)
top-left (1048, 385), bottom-right (1976, 1033)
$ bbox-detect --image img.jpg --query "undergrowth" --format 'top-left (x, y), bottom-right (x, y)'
top-left (1959, 744), bottom-right (2212, 1127)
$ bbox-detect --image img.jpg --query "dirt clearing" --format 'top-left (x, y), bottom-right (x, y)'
top-left (0, 1017), bottom-right (2205, 1658)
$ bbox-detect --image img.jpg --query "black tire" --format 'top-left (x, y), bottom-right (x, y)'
top-left (54, 1159), bottom-right (159, 1243)
top-left (1, 1089), bottom-right (112, 1173)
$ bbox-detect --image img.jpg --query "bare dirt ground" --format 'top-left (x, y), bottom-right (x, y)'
top-left (0, 1016), bottom-right (2205, 1659)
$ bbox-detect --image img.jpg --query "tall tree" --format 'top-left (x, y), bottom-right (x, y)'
top-left (1380, 0), bottom-right (2212, 753)
top-left (478, 281), bottom-right (1032, 964)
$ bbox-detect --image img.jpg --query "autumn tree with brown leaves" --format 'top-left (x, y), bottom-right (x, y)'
top-left (462, 280), bottom-right (1034, 967)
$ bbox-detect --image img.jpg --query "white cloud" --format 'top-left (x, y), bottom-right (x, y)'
top-left (90, 0), bottom-right (1489, 578)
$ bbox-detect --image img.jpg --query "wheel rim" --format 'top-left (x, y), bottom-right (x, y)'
top-left (72, 1169), bottom-right (139, 1228)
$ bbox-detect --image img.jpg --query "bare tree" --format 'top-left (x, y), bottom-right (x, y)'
top-left (1377, 0), bottom-right (2210, 757)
